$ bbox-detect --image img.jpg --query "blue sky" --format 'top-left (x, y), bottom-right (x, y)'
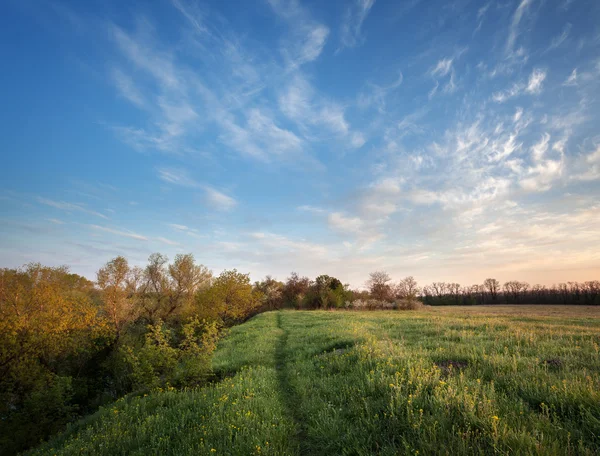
top-left (1, 0), bottom-right (600, 287)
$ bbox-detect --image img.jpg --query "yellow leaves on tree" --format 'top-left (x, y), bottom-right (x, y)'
top-left (196, 269), bottom-right (263, 323)
top-left (1, 264), bottom-right (109, 373)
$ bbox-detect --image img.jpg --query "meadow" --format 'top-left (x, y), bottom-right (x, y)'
top-left (32, 306), bottom-right (600, 455)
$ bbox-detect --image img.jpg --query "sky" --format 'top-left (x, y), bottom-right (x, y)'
top-left (1, 0), bottom-right (600, 288)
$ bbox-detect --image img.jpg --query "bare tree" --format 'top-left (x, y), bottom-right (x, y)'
top-left (483, 278), bottom-right (500, 300)
top-left (395, 276), bottom-right (420, 301)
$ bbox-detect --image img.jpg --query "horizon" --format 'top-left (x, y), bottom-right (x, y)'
top-left (1, 0), bottom-right (600, 288)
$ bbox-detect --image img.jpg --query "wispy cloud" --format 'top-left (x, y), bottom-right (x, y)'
top-left (563, 68), bottom-right (577, 86)
top-left (111, 67), bottom-right (145, 107)
top-left (431, 58), bottom-right (453, 77)
top-left (278, 74), bottom-right (364, 148)
top-left (525, 68), bottom-right (547, 94)
top-left (357, 71), bottom-right (403, 113)
top-left (87, 224), bottom-right (148, 240)
top-left (506, 0), bottom-right (533, 55)
top-left (37, 197), bottom-right (108, 219)
top-left (204, 186), bottom-right (237, 211)
top-left (492, 68), bottom-right (547, 102)
top-left (155, 236), bottom-right (180, 246)
top-left (267, 0), bottom-right (330, 68)
top-left (340, 0), bottom-right (376, 49)
top-left (168, 223), bottom-right (190, 231)
top-left (157, 167), bottom-right (200, 188)
top-left (547, 22), bottom-right (571, 52)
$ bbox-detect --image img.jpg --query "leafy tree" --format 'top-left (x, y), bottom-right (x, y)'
top-left (97, 256), bottom-right (137, 340)
top-left (0, 264), bottom-right (110, 454)
top-left (197, 269), bottom-right (262, 323)
top-left (254, 276), bottom-right (285, 310)
top-left (139, 253), bottom-right (212, 322)
top-left (283, 272), bottom-right (312, 308)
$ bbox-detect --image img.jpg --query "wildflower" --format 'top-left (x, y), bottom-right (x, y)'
top-left (210, 449), bottom-right (216, 453)
top-left (492, 416), bottom-right (499, 421)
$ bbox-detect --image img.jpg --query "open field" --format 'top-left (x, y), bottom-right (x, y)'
top-left (33, 306), bottom-right (600, 455)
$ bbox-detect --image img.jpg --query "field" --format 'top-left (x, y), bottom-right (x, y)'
top-left (32, 306), bottom-right (600, 455)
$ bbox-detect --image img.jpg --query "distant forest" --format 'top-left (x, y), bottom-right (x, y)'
top-left (1, 254), bottom-right (599, 453)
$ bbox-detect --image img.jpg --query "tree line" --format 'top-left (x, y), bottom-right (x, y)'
top-left (1, 256), bottom-right (599, 453)
top-left (420, 278), bottom-right (600, 306)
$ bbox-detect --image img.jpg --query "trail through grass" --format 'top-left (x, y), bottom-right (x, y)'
top-left (32, 307), bottom-right (600, 455)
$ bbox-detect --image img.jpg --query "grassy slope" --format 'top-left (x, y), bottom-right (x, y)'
top-left (31, 307), bottom-right (600, 455)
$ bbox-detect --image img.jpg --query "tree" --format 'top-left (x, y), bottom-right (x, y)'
top-left (0, 264), bottom-right (110, 454)
top-left (395, 276), bottom-right (420, 301)
top-left (305, 275), bottom-right (346, 309)
top-left (97, 256), bottom-right (136, 340)
top-left (254, 276), bottom-right (284, 311)
top-left (138, 253), bottom-right (212, 322)
top-left (197, 269), bottom-right (262, 322)
top-left (166, 254), bottom-right (212, 318)
top-left (483, 278), bottom-right (500, 301)
top-left (366, 271), bottom-right (393, 302)
top-left (503, 281), bottom-right (529, 303)
top-left (283, 272), bottom-right (312, 308)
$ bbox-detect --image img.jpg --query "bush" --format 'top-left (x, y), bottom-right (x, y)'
top-left (114, 318), bottom-right (220, 392)
top-left (349, 298), bottom-right (422, 311)
top-left (395, 299), bottom-right (424, 310)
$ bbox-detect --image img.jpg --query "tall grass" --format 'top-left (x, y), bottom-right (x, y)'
top-left (32, 307), bottom-right (600, 455)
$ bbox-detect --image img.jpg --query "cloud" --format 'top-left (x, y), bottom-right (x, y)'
top-left (428, 49), bottom-right (466, 97)
top-left (157, 167), bottom-right (200, 187)
top-left (111, 68), bottom-right (145, 107)
top-left (298, 25), bottom-right (329, 64)
top-left (170, 0), bottom-right (208, 34)
top-left (351, 132), bottom-right (366, 148)
top-left (278, 74), bottom-right (364, 147)
top-left (167, 223), bottom-right (204, 238)
top-left (506, 0), bottom-right (533, 55)
top-left (563, 68), bottom-right (577, 86)
top-left (431, 58), bottom-right (453, 77)
top-left (168, 223), bottom-right (189, 231)
top-left (526, 68), bottom-right (547, 94)
top-left (267, 0), bottom-right (330, 67)
top-left (37, 197), bottom-right (109, 219)
top-left (297, 205), bottom-right (326, 214)
top-left (87, 224), bottom-right (148, 240)
top-left (155, 236), bottom-right (180, 246)
top-left (358, 72), bottom-right (403, 112)
top-left (547, 23), bottom-right (571, 51)
top-left (328, 212), bottom-right (364, 234)
top-left (340, 0), bottom-right (376, 49)
top-left (246, 109), bottom-right (304, 155)
top-left (204, 186), bottom-right (237, 211)
top-left (530, 133), bottom-right (550, 160)
top-left (520, 135), bottom-right (565, 193)
top-left (492, 68), bottom-right (547, 102)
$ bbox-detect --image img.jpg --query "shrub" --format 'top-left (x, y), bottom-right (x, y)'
top-left (395, 298), bottom-right (424, 310)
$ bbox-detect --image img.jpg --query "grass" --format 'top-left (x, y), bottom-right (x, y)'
top-left (31, 306), bottom-right (600, 455)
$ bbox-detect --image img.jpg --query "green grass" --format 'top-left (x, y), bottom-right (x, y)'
top-left (31, 307), bottom-right (600, 455)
